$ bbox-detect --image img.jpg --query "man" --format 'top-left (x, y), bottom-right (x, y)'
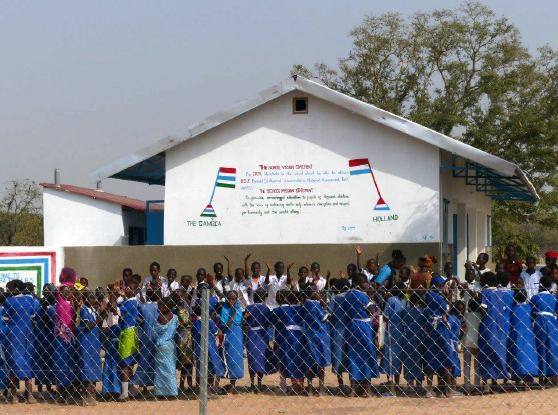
top-left (539, 251), bottom-right (558, 277)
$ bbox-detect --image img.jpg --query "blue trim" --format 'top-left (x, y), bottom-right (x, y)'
top-left (350, 169), bottom-right (371, 176)
top-left (216, 175), bottom-right (236, 181)
top-left (0, 258), bottom-right (50, 285)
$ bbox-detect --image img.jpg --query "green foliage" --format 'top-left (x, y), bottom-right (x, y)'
top-left (292, 1), bottom-right (558, 256)
top-left (0, 180), bottom-right (43, 246)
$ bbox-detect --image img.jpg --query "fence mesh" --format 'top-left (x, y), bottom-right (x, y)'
top-left (1, 262), bottom-right (558, 415)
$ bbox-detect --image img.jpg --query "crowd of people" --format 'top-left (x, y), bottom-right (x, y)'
top-left (1, 244), bottom-right (558, 405)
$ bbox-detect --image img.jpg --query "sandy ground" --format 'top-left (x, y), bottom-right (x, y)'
top-left (7, 364), bottom-right (558, 415)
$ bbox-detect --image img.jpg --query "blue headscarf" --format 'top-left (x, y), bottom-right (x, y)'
top-left (221, 291), bottom-right (243, 326)
top-left (430, 276), bottom-right (446, 286)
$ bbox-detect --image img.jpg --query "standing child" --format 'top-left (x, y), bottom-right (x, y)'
top-left (244, 254), bottom-right (265, 302)
top-left (131, 288), bottom-right (160, 396)
top-left (35, 284), bottom-right (57, 398)
top-left (342, 273), bottom-right (380, 398)
top-left (380, 282), bottom-right (407, 396)
top-left (292, 266), bottom-right (309, 292)
top-left (54, 282), bottom-right (77, 404)
top-left (301, 283), bottom-right (331, 396)
top-left (264, 262), bottom-right (292, 310)
top-left (220, 291), bottom-right (245, 393)
top-left (154, 297), bottom-right (179, 399)
top-left (329, 279), bottom-right (350, 391)
top-left (245, 289), bottom-right (275, 393)
top-left (4, 280), bottom-right (40, 404)
top-left (423, 276), bottom-right (454, 398)
top-left (116, 280), bottom-right (140, 402)
top-left (269, 290), bottom-right (307, 394)
top-left (520, 257), bottom-right (542, 299)
top-left (173, 288), bottom-right (194, 393)
top-left (356, 246), bottom-right (379, 282)
top-left (509, 289), bottom-right (538, 390)
top-left (167, 269), bottom-right (180, 291)
top-left (77, 290), bottom-right (105, 406)
top-left (530, 276), bottom-right (558, 387)
top-left (478, 272), bottom-right (509, 393)
top-left (448, 301), bottom-right (466, 396)
top-left (402, 292), bottom-right (426, 393)
top-left (462, 297), bottom-right (482, 394)
top-left (101, 283), bottom-right (121, 399)
top-left (307, 263), bottom-right (330, 294)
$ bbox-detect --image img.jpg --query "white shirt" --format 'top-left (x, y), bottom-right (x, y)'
top-left (305, 275), bottom-right (327, 291)
top-left (143, 276), bottom-right (170, 297)
top-left (264, 275), bottom-right (288, 309)
top-left (228, 279), bottom-right (252, 309)
top-left (360, 269), bottom-right (375, 282)
top-left (169, 281), bottom-right (180, 291)
top-left (462, 280), bottom-right (481, 309)
top-left (520, 269), bottom-right (542, 299)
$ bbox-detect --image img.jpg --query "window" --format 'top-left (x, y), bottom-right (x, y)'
top-left (293, 97), bottom-right (308, 114)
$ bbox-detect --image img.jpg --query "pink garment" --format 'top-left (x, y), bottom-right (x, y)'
top-left (55, 284), bottom-right (75, 344)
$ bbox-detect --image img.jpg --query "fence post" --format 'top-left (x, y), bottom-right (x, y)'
top-left (199, 285), bottom-right (210, 415)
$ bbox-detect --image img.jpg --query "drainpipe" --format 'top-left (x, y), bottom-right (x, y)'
top-left (54, 168), bottom-right (60, 187)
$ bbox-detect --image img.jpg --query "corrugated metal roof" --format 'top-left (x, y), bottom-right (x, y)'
top-left (40, 183), bottom-right (164, 212)
top-left (87, 76), bottom-right (539, 204)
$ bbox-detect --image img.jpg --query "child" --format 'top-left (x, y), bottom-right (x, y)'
top-left (301, 283), bottom-right (331, 396)
top-left (191, 300), bottom-right (226, 396)
top-left (356, 246), bottom-right (379, 282)
top-left (116, 280), bottom-right (140, 402)
top-left (292, 266), bottom-right (309, 291)
top-left (444, 262), bottom-right (460, 303)
top-left (244, 254), bottom-right (265, 300)
top-left (342, 273), bottom-right (380, 398)
top-left (131, 288), bottom-right (160, 396)
top-left (173, 288), bottom-right (194, 392)
top-left (220, 291), bottom-right (245, 393)
top-left (339, 264), bottom-right (358, 286)
top-left (167, 269), bottom-right (180, 291)
top-left (101, 283), bottom-right (121, 399)
top-left (423, 276), bottom-right (454, 398)
top-left (402, 292), bottom-right (426, 393)
top-left (471, 253), bottom-right (490, 279)
top-left (520, 257), bottom-right (541, 299)
top-left (223, 258), bottom-right (251, 309)
top-left (245, 288), bottom-right (275, 393)
top-left (307, 262), bottom-right (330, 293)
top-left (145, 262), bottom-right (169, 298)
top-left (154, 297), bottom-right (179, 399)
top-left (530, 276), bottom-right (558, 387)
top-left (463, 297), bottom-right (482, 394)
top-left (264, 261), bottom-right (292, 310)
top-left (398, 267), bottom-right (411, 288)
top-left (35, 284), bottom-right (57, 398)
top-left (80, 278), bottom-right (89, 289)
top-left (460, 268), bottom-right (481, 311)
top-left (0, 290), bottom-right (8, 393)
top-left (4, 279), bottom-right (40, 404)
top-left (509, 289), bottom-right (538, 390)
top-left (380, 282), bottom-right (407, 396)
top-left (269, 290), bottom-right (307, 394)
top-left (448, 301), bottom-right (466, 396)
top-left (478, 271), bottom-right (509, 393)
top-left (329, 279), bottom-right (350, 391)
top-left (77, 290), bottom-right (105, 406)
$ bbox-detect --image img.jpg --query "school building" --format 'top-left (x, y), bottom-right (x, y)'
top-left (40, 76), bottom-right (538, 283)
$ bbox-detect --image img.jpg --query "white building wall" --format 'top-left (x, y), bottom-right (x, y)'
top-left (165, 91), bottom-right (441, 246)
top-left (43, 189), bottom-right (126, 246)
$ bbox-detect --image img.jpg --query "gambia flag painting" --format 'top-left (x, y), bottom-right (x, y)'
top-left (200, 167), bottom-right (236, 217)
top-left (348, 158), bottom-right (390, 211)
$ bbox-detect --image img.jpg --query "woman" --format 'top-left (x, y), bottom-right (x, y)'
top-left (376, 250), bottom-right (406, 288)
top-left (154, 297), bottom-right (179, 399)
top-left (220, 291), bottom-right (244, 393)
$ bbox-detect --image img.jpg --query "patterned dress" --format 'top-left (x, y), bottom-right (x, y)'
top-left (154, 315), bottom-right (179, 397)
top-left (176, 307), bottom-right (194, 368)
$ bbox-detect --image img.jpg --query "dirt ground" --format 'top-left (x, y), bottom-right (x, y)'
top-left (8, 365), bottom-right (558, 415)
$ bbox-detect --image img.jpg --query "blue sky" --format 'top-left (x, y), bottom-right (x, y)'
top-left (1, 0), bottom-right (556, 200)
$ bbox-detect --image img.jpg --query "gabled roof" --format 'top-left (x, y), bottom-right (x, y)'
top-left (40, 183), bottom-right (164, 212)
top-left (88, 76), bottom-right (539, 204)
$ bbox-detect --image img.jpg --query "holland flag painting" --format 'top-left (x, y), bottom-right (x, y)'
top-left (200, 167), bottom-right (236, 217)
top-left (348, 158), bottom-right (390, 211)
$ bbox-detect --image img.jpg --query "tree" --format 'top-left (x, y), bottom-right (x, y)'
top-left (0, 180), bottom-right (43, 246)
top-left (292, 1), bottom-right (558, 257)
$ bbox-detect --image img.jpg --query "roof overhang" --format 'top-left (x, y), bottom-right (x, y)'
top-left (88, 76), bottom-right (539, 204)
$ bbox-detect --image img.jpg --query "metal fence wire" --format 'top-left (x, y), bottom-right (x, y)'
top-left (2, 265), bottom-right (558, 415)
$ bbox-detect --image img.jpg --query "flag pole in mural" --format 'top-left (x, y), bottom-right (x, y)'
top-left (349, 158), bottom-right (390, 211)
top-left (200, 167), bottom-right (236, 218)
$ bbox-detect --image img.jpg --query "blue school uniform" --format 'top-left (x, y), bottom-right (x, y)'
top-left (403, 306), bottom-right (426, 382)
top-left (509, 302), bottom-right (538, 377)
top-left (329, 293), bottom-right (348, 375)
top-left (478, 288), bottom-right (509, 380)
top-left (423, 291), bottom-right (453, 370)
top-left (131, 302), bottom-right (158, 387)
top-left (53, 299), bottom-right (76, 386)
top-left (34, 304), bottom-right (56, 386)
top-left (118, 297), bottom-right (139, 367)
top-left (245, 303), bottom-right (275, 375)
top-left (154, 315), bottom-right (178, 397)
top-left (448, 314), bottom-right (462, 377)
top-left (342, 289), bottom-right (379, 381)
top-left (4, 294), bottom-right (40, 379)
top-left (302, 300), bottom-right (331, 368)
top-left (191, 318), bottom-right (226, 377)
top-left (77, 306), bottom-right (102, 381)
top-left (102, 322), bottom-right (121, 394)
top-left (381, 296), bottom-right (406, 376)
top-left (269, 305), bottom-right (307, 379)
top-left (0, 307), bottom-right (8, 388)
top-left (220, 302), bottom-right (244, 379)
top-left (531, 292), bottom-right (558, 376)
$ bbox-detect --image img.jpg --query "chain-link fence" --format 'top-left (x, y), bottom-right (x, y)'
top-left (2, 265), bottom-right (558, 415)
